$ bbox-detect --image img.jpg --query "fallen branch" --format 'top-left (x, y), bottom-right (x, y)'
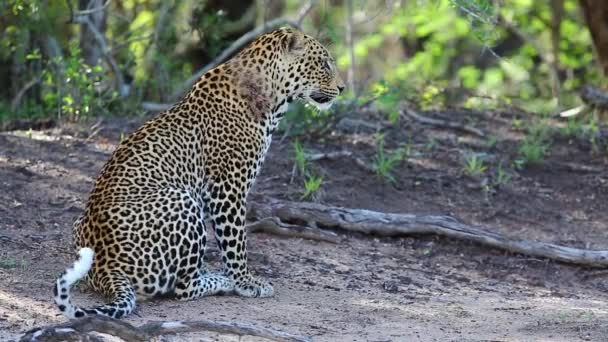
top-left (580, 84), bottom-right (608, 109)
top-left (248, 198), bottom-right (608, 268)
top-left (247, 217), bottom-right (340, 243)
top-left (20, 315), bottom-right (311, 342)
top-left (401, 106), bottom-right (486, 137)
top-left (555, 161), bottom-right (604, 174)
top-left (169, 1), bottom-right (316, 101)
top-left (560, 85), bottom-right (608, 118)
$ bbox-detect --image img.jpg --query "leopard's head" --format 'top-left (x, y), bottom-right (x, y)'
top-left (233, 27), bottom-right (345, 117)
top-left (276, 27), bottom-right (345, 110)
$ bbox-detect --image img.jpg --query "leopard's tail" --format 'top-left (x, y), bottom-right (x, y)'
top-left (54, 247), bottom-right (136, 319)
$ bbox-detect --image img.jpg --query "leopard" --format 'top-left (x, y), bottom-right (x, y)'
top-left (53, 26), bottom-right (345, 319)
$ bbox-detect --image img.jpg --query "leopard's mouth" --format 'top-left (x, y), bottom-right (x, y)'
top-left (310, 93), bottom-right (333, 104)
top-left (307, 91), bottom-right (336, 110)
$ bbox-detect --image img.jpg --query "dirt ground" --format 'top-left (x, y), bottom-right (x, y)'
top-left (1, 108), bottom-right (608, 341)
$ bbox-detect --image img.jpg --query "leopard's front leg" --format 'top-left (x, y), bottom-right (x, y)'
top-left (208, 180), bottom-right (274, 298)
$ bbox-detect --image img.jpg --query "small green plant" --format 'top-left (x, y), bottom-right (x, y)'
top-left (516, 121), bottom-right (552, 167)
top-left (374, 134), bottom-right (406, 183)
top-left (292, 140), bottom-right (323, 200)
top-left (425, 137), bottom-right (438, 151)
top-left (485, 135), bottom-right (498, 149)
top-left (301, 175), bottom-right (324, 200)
top-left (368, 80), bottom-right (401, 124)
top-left (511, 118), bottom-right (524, 130)
top-left (0, 256), bottom-right (27, 270)
top-left (419, 84), bottom-right (443, 110)
top-left (588, 117), bottom-right (600, 152)
top-left (493, 165), bottom-right (511, 186)
top-left (39, 41), bottom-right (119, 121)
top-left (518, 137), bottom-right (548, 166)
top-left (293, 140), bottom-right (308, 176)
top-left (562, 117), bottom-right (585, 138)
top-left (462, 154), bottom-right (487, 177)
top-left (280, 102), bottom-right (334, 137)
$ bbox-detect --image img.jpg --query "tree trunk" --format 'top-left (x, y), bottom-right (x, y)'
top-left (579, 0), bottom-right (608, 77)
top-left (79, 0), bottom-right (107, 67)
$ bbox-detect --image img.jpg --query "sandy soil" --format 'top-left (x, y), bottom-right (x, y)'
top-left (1, 108), bottom-right (608, 341)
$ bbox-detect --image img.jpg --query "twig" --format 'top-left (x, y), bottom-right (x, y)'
top-left (448, 0), bottom-right (495, 24)
top-left (84, 119), bottom-right (105, 143)
top-left (306, 150), bottom-right (353, 161)
top-left (401, 106), bottom-right (486, 137)
top-left (141, 101), bottom-right (172, 112)
top-left (555, 161), bottom-right (603, 174)
top-left (0, 235), bottom-right (34, 250)
top-left (247, 217), bottom-right (340, 243)
top-left (110, 34), bottom-right (153, 54)
top-left (295, 0), bottom-right (317, 25)
top-left (11, 76), bottom-right (41, 111)
top-left (248, 198), bottom-right (608, 268)
top-left (169, 1), bottom-right (316, 101)
top-left (74, 0), bottom-right (112, 16)
top-left (353, 157), bottom-right (376, 173)
top-left (20, 315), bottom-right (311, 342)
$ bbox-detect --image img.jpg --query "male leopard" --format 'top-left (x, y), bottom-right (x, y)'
top-left (54, 27), bottom-right (344, 319)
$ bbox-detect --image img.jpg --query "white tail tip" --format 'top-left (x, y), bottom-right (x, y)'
top-left (64, 247), bottom-right (94, 285)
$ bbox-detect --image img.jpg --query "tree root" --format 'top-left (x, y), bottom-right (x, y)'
top-left (248, 198), bottom-right (608, 268)
top-left (20, 315), bottom-right (311, 342)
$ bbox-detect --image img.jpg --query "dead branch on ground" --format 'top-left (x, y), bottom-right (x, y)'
top-left (580, 84), bottom-right (608, 109)
top-left (20, 315), bottom-right (311, 342)
top-left (401, 106), bottom-right (486, 137)
top-left (247, 198), bottom-right (608, 268)
top-left (560, 85), bottom-right (608, 118)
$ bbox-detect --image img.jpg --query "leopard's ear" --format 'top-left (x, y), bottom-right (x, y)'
top-left (284, 31), bottom-right (305, 55)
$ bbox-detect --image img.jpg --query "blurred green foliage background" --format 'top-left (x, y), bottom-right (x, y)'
top-left (0, 0), bottom-right (604, 123)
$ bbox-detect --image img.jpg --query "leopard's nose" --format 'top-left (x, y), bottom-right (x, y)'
top-left (337, 85), bottom-right (345, 94)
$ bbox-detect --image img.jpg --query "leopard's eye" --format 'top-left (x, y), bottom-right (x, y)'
top-left (323, 59), bottom-right (333, 72)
